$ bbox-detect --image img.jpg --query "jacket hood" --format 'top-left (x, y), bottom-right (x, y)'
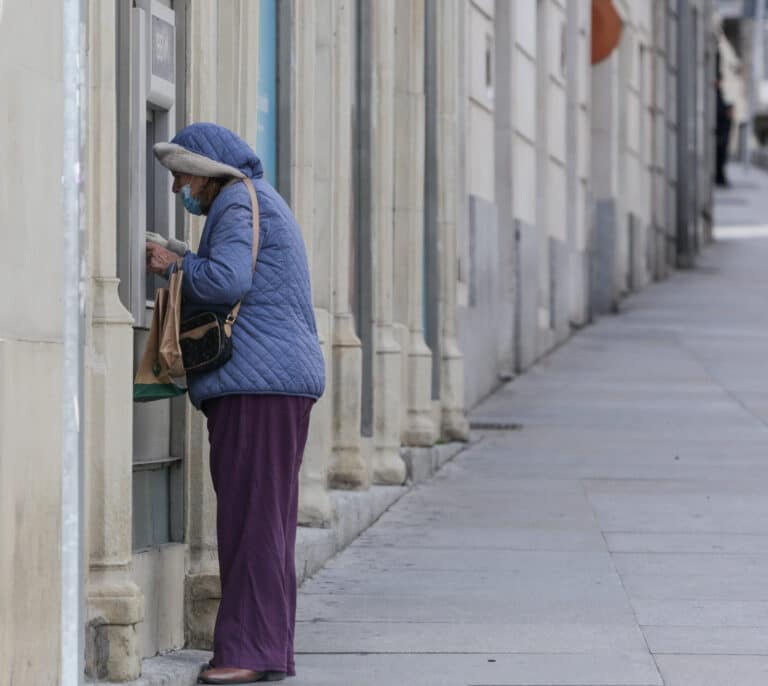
top-left (154, 122), bottom-right (264, 180)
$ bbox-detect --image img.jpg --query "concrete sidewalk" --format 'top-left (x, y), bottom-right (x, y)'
top-left (292, 165), bottom-right (768, 685)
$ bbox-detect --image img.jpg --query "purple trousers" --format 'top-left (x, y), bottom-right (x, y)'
top-left (203, 394), bottom-right (314, 676)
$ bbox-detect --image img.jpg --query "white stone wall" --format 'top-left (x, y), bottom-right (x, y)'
top-left (544, 1), bottom-right (568, 245)
top-left (512, 1), bottom-right (539, 231)
top-left (460, 0), bottom-right (589, 386)
top-left (622, 1), bottom-right (654, 290)
top-left (460, 0), bottom-right (714, 395)
top-left (542, 0), bottom-right (569, 345)
top-left (0, 2), bottom-right (65, 682)
top-left (467, 1), bottom-right (496, 202)
top-left (458, 0), bottom-right (499, 406)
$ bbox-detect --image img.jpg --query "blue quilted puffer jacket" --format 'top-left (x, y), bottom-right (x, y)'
top-left (171, 123), bottom-right (325, 408)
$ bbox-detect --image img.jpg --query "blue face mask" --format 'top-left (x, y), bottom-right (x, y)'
top-left (181, 184), bottom-right (203, 215)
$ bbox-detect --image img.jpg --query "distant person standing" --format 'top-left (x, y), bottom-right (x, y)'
top-left (715, 50), bottom-right (733, 187)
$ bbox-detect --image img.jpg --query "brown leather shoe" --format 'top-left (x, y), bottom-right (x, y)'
top-left (198, 667), bottom-right (286, 684)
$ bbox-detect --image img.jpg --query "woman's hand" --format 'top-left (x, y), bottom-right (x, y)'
top-left (146, 243), bottom-right (181, 275)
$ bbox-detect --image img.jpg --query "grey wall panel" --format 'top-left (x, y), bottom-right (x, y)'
top-left (515, 218), bottom-right (539, 372)
top-left (590, 198), bottom-right (620, 316)
top-left (549, 236), bottom-right (570, 344)
top-left (628, 212), bottom-right (650, 292)
top-left (458, 194), bottom-right (501, 409)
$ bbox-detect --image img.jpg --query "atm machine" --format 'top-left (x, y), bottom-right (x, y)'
top-left (116, 0), bottom-right (186, 655)
top-left (119, 0), bottom-right (177, 329)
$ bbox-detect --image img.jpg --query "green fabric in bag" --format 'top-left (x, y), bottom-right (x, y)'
top-left (133, 382), bottom-right (186, 402)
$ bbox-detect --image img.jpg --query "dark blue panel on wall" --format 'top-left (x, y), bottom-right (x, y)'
top-left (257, 0), bottom-right (277, 185)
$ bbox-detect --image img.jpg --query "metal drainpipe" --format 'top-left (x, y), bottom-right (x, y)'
top-left (61, 0), bottom-right (86, 683)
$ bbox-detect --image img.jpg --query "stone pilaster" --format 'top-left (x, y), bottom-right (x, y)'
top-left (301, 310), bottom-right (334, 526)
top-left (289, 0), bottom-right (335, 525)
top-left (183, 0), bottom-right (221, 650)
top-left (393, 0), bottom-right (436, 448)
top-left (434, 0), bottom-right (469, 442)
top-left (369, 0), bottom-right (406, 485)
top-left (84, 2), bottom-right (144, 680)
top-left (184, 410), bottom-right (219, 649)
top-left (306, 0), bottom-right (336, 514)
top-left (216, 0), bottom-right (260, 147)
top-left (329, 0), bottom-right (367, 490)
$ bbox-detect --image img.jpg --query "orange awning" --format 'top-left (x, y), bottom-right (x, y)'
top-left (592, 0), bottom-right (624, 65)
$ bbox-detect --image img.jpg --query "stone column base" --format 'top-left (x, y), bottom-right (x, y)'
top-left (439, 338), bottom-right (470, 442)
top-left (372, 326), bottom-right (406, 485)
top-left (185, 572), bottom-right (220, 650)
top-left (299, 308), bottom-right (334, 527)
top-left (372, 443), bottom-right (407, 485)
top-left (85, 578), bottom-right (144, 682)
top-left (441, 407), bottom-right (470, 442)
top-left (297, 487), bottom-right (335, 528)
top-left (330, 446), bottom-right (369, 490)
top-left (330, 314), bottom-right (368, 490)
top-left (404, 334), bottom-right (437, 447)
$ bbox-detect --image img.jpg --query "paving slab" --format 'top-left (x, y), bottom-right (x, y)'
top-left (656, 655), bottom-right (768, 686)
top-left (621, 574), bottom-right (768, 602)
top-left (611, 552), bottom-right (768, 577)
top-left (356, 526), bottom-right (609, 552)
top-left (605, 532), bottom-right (768, 554)
top-left (632, 599), bottom-right (768, 627)
top-left (315, 548), bottom-right (619, 575)
top-left (644, 626), bottom-right (768, 655)
top-left (295, 622), bottom-right (650, 655)
top-left (297, 588), bottom-right (636, 625)
top-left (589, 493), bottom-right (768, 534)
top-left (290, 653), bottom-right (663, 686)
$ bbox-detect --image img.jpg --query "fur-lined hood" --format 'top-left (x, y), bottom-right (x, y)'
top-left (154, 122), bottom-right (264, 180)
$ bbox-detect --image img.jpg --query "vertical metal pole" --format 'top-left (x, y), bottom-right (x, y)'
top-left (61, 0), bottom-right (86, 684)
top-left (424, 0), bottom-right (441, 397)
top-left (354, 0), bottom-right (374, 437)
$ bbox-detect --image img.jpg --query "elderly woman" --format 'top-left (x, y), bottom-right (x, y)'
top-left (146, 123), bottom-right (325, 685)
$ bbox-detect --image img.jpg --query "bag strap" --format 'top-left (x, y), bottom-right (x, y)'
top-left (224, 178), bottom-right (260, 332)
top-left (242, 177), bottom-right (260, 269)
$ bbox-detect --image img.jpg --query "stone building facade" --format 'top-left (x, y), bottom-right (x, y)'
top-left (0, 0), bottom-right (714, 682)
top-left (459, 0), bottom-right (716, 407)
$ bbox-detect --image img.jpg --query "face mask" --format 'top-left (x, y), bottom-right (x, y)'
top-left (181, 184), bottom-right (203, 215)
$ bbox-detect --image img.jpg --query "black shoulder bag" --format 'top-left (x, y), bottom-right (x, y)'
top-left (179, 178), bottom-right (259, 375)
